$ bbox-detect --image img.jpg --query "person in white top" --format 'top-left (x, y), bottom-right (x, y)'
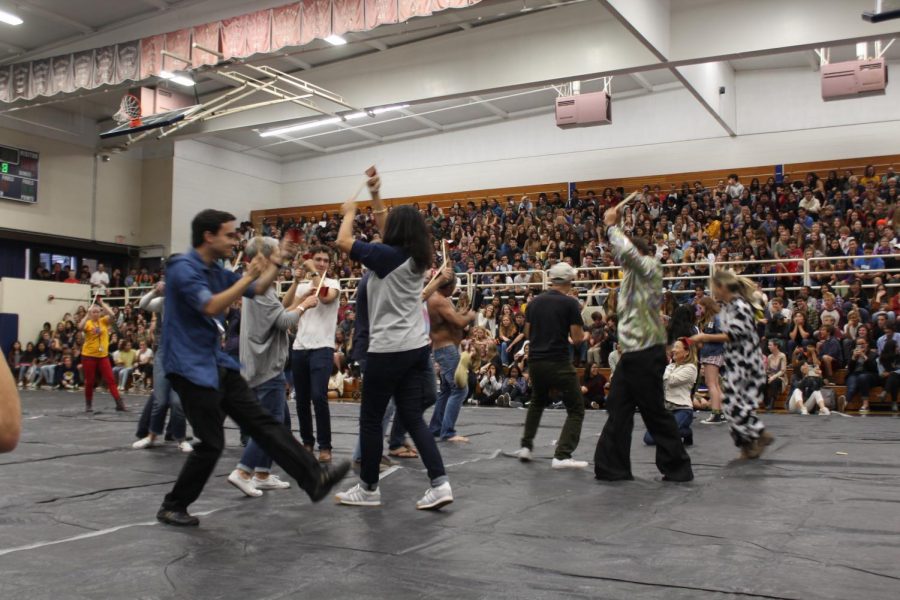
top-left (643, 337), bottom-right (697, 447)
top-left (89, 263), bottom-right (110, 295)
top-left (291, 246), bottom-right (341, 464)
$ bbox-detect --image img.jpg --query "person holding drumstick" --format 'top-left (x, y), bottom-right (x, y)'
top-left (79, 297), bottom-right (127, 413)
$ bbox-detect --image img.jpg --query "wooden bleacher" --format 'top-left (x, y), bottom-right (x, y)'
top-left (251, 153), bottom-right (900, 229)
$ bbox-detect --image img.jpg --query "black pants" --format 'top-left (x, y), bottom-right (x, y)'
top-left (594, 346), bottom-right (693, 481)
top-left (162, 369), bottom-right (322, 512)
top-left (359, 346), bottom-right (446, 488)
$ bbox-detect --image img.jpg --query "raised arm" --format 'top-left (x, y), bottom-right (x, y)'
top-left (139, 284), bottom-right (165, 313)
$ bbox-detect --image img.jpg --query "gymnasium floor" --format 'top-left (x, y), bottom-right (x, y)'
top-left (1, 390), bottom-right (898, 600)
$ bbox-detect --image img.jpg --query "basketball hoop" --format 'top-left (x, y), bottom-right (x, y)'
top-left (113, 93), bottom-right (142, 128)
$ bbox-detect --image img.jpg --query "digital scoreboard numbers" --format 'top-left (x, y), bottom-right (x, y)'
top-left (0, 144), bottom-right (39, 204)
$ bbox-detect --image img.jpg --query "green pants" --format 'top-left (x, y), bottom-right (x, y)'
top-left (520, 359), bottom-right (585, 459)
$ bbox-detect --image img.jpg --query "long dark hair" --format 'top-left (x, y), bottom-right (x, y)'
top-left (880, 339), bottom-right (897, 371)
top-left (382, 205), bottom-right (433, 273)
top-left (667, 304), bottom-right (696, 344)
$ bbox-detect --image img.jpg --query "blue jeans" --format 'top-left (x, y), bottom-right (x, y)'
top-left (238, 373), bottom-right (287, 473)
top-left (644, 409), bottom-right (693, 445)
top-left (846, 371), bottom-right (877, 404)
top-left (149, 350), bottom-right (186, 440)
top-left (500, 342), bottom-right (510, 365)
top-left (291, 348), bottom-right (334, 450)
top-left (429, 345), bottom-right (467, 439)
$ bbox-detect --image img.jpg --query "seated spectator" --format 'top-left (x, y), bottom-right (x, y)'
top-left (876, 339), bottom-right (900, 413)
top-left (55, 355), bottom-right (81, 390)
top-left (787, 312), bottom-right (813, 355)
top-left (841, 337), bottom-right (879, 413)
top-left (135, 341), bottom-right (154, 390)
top-left (475, 364), bottom-right (504, 406)
top-left (499, 364), bottom-right (529, 408)
top-left (820, 292), bottom-right (842, 328)
top-left (764, 340), bottom-right (787, 411)
top-left (112, 340), bottom-right (136, 391)
top-left (580, 363), bottom-right (607, 410)
top-left (476, 304), bottom-right (498, 338)
top-left (644, 338), bottom-right (696, 447)
top-left (816, 325), bottom-right (843, 381)
top-left (327, 365), bottom-right (345, 400)
top-left (787, 348), bottom-right (830, 415)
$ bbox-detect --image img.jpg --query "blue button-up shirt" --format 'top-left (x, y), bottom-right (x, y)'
top-left (162, 249), bottom-right (255, 389)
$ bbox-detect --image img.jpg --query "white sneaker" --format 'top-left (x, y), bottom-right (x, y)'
top-left (800, 407), bottom-right (810, 415)
top-left (551, 458), bottom-right (589, 469)
top-left (252, 474), bottom-right (290, 490)
top-left (335, 483), bottom-right (382, 506)
top-left (819, 407), bottom-right (831, 416)
top-left (416, 482), bottom-right (454, 510)
top-left (513, 447), bottom-right (532, 462)
top-left (177, 441), bottom-right (193, 453)
top-left (132, 436), bottom-right (156, 449)
top-left (228, 470), bottom-right (263, 497)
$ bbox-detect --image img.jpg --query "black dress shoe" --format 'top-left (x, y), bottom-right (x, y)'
top-left (164, 433), bottom-right (174, 442)
top-left (308, 460), bottom-right (351, 503)
top-left (683, 434), bottom-right (693, 447)
top-left (156, 508), bottom-right (200, 527)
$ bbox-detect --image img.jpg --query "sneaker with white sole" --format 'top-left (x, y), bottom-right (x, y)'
top-left (800, 407), bottom-right (809, 415)
top-left (416, 482), bottom-right (453, 510)
top-left (132, 436), bottom-right (156, 450)
top-left (335, 483), bottom-right (382, 506)
top-left (701, 413), bottom-right (726, 424)
top-left (513, 447), bottom-right (532, 462)
top-left (551, 458), bottom-right (589, 469)
top-left (228, 470), bottom-right (263, 497)
top-left (819, 407), bottom-right (831, 416)
top-left (177, 441), bottom-right (193, 453)
top-left (252, 474), bottom-right (290, 490)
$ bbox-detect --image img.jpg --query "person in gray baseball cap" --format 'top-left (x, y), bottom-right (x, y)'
top-left (513, 262), bottom-right (589, 469)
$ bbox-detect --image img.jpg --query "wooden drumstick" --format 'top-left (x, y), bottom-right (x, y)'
top-left (426, 239), bottom-right (449, 288)
top-left (230, 251), bottom-right (243, 272)
top-left (313, 269), bottom-right (327, 298)
top-left (613, 191), bottom-right (639, 214)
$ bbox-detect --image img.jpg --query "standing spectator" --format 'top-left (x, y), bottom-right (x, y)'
top-left (90, 263), bottom-right (110, 296)
top-left (79, 299), bottom-right (126, 412)
top-left (696, 297), bottom-right (726, 424)
top-left (291, 247), bottom-right (341, 464)
top-left (763, 340), bottom-right (787, 411)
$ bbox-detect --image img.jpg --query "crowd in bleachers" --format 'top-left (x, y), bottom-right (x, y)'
top-left (8, 162), bottom-right (900, 412)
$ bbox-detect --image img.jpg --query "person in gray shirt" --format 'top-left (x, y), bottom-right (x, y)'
top-left (227, 236), bottom-right (320, 498)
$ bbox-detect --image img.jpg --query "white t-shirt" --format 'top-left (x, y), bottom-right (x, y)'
top-left (292, 277), bottom-right (341, 350)
top-left (90, 270), bottom-right (110, 291)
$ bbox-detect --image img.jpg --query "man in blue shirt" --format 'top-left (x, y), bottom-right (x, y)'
top-left (156, 209), bottom-right (349, 527)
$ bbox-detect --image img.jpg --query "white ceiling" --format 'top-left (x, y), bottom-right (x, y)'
top-left (0, 0), bottom-right (897, 162)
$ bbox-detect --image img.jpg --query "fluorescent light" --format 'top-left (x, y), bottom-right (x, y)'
top-left (372, 104), bottom-right (410, 115)
top-left (324, 34), bottom-right (347, 46)
top-left (345, 112), bottom-right (367, 120)
top-left (159, 70), bottom-right (194, 86)
top-left (168, 75), bottom-right (195, 87)
top-left (260, 117), bottom-right (341, 137)
top-left (0, 10), bottom-right (23, 25)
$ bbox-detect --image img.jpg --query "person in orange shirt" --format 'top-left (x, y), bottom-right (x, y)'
top-left (79, 298), bottom-right (126, 413)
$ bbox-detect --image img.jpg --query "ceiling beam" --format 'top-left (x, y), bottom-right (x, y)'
top-left (630, 72), bottom-right (653, 91)
top-left (398, 107), bottom-right (444, 131)
top-left (280, 54), bottom-right (313, 70)
top-left (334, 120), bottom-right (383, 142)
top-left (15, 2), bottom-right (96, 35)
top-left (470, 95), bottom-right (508, 118)
top-left (277, 134), bottom-right (327, 153)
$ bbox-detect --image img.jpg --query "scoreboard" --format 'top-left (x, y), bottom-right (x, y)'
top-left (0, 144), bottom-right (39, 204)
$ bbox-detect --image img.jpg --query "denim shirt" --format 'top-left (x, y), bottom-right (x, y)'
top-left (161, 249), bottom-right (255, 389)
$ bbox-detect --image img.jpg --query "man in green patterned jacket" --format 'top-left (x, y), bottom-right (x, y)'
top-left (594, 204), bottom-right (694, 482)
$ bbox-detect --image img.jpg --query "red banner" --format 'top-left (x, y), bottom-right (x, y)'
top-left (272, 3), bottom-right (302, 49)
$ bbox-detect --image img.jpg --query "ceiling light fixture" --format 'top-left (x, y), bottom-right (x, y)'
top-left (258, 104), bottom-right (411, 137)
top-left (0, 9), bottom-right (23, 25)
top-left (324, 34), bottom-right (347, 46)
top-left (158, 70), bottom-right (196, 87)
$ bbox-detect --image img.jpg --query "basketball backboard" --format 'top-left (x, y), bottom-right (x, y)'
top-left (99, 105), bottom-right (201, 139)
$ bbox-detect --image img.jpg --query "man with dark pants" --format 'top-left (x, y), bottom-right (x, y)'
top-left (594, 205), bottom-right (693, 482)
top-left (157, 210), bottom-right (349, 526)
top-left (291, 247), bottom-right (340, 464)
top-left (514, 262), bottom-right (588, 469)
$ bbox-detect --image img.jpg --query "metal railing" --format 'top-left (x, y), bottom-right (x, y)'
top-left (82, 254), bottom-right (900, 310)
